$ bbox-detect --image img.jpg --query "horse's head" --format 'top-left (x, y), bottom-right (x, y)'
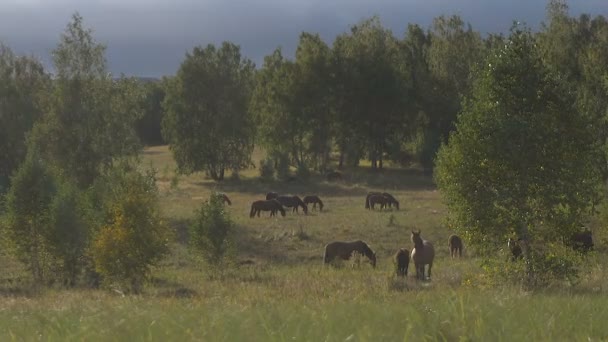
top-left (302, 203), bottom-right (308, 215)
top-left (279, 207), bottom-right (286, 217)
top-left (411, 230), bottom-right (422, 246)
top-left (394, 201), bottom-right (400, 210)
top-left (369, 252), bottom-right (376, 268)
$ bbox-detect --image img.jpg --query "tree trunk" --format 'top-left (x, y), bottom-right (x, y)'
top-left (218, 168), bottom-right (225, 181)
top-left (338, 149), bottom-right (345, 169)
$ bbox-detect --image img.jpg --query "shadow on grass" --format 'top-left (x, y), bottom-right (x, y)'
top-left (150, 276), bottom-right (199, 298)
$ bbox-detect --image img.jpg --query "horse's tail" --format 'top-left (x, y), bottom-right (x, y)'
top-left (249, 203), bottom-right (256, 218)
top-left (224, 195), bottom-right (232, 205)
top-left (323, 245), bottom-right (331, 264)
top-left (365, 194), bottom-right (370, 209)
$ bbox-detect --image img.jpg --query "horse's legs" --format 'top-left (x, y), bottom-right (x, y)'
top-left (459, 248), bottom-right (462, 258)
top-left (428, 262), bottom-right (433, 279)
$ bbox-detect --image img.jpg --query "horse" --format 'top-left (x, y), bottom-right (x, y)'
top-left (326, 171), bottom-right (343, 182)
top-left (266, 192), bottom-right (279, 200)
top-left (382, 192), bottom-right (400, 210)
top-left (365, 192), bottom-right (382, 209)
top-left (448, 234), bottom-right (463, 258)
top-left (394, 248), bottom-right (410, 277)
top-left (410, 230), bottom-right (435, 280)
top-left (368, 194), bottom-right (388, 210)
top-left (213, 192), bottom-right (232, 205)
top-left (323, 240), bottom-right (376, 268)
top-left (303, 195), bottom-right (324, 211)
top-left (508, 238), bottom-right (523, 261)
top-left (250, 199), bottom-right (285, 218)
top-left (571, 230), bottom-right (593, 252)
top-left (275, 195), bottom-right (308, 214)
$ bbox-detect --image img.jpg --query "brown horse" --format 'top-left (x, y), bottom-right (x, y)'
top-left (250, 199), bottom-right (285, 218)
top-left (448, 234), bottom-right (463, 258)
top-left (368, 194), bottom-right (389, 210)
top-left (382, 192), bottom-right (399, 210)
top-left (213, 192), bottom-right (232, 205)
top-left (323, 240), bottom-right (376, 267)
top-left (365, 192), bottom-right (382, 209)
top-left (394, 248), bottom-right (410, 277)
top-left (571, 230), bottom-right (593, 252)
top-left (508, 238), bottom-right (523, 261)
top-left (276, 195), bottom-right (308, 214)
top-left (303, 195), bottom-right (324, 211)
top-left (326, 171), bottom-right (343, 182)
top-left (411, 230), bottom-right (435, 280)
top-left (266, 192), bottom-right (279, 200)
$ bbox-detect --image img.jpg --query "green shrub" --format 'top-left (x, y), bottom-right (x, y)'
top-left (91, 167), bottom-right (171, 293)
top-left (190, 194), bottom-right (236, 272)
top-left (259, 158), bottom-right (275, 181)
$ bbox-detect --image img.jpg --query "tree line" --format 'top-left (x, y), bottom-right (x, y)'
top-left (1, 0), bottom-right (608, 289)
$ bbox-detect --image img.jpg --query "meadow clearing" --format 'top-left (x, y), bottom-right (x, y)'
top-left (1, 145), bottom-right (607, 341)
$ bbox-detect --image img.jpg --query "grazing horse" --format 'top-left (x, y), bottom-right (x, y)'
top-left (448, 234), bottom-right (463, 258)
top-left (213, 192), bottom-right (232, 205)
top-left (250, 200), bottom-right (286, 218)
top-left (303, 195), bottom-right (324, 211)
top-left (410, 230), bottom-right (435, 280)
top-left (326, 171), bottom-right (343, 182)
top-left (368, 194), bottom-right (389, 210)
top-left (382, 192), bottom-right (400, 210)
top-left (508, 238), bottom-right (523, 261)
top-left (365, 192), bottom-right (382, 209)
top-left (571, 230), bottom-right (593, 252)
top-left (266, 192), bottom-right (279, 200)
top-left (275, 195), bottom-right (308, 214)
top-left (323, 240), bottom-right (376, 268)
top-left (394, 248), bottom-right (410, 277)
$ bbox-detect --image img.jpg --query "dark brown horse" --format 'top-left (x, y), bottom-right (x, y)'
top-left (266, 192), bottom-right (279, 200)
top-left (213, 192), bottom-right (232, 205)
top-left (365, 192), bottom-right (382, 209)
top-left (571, 230), bottom-right (593, 252)
top-left (276, 195), bottom-right (308, 214)
top-left (448, 234), bottom-right (463, 258)
top-left (323, 240), bottom-right (376, 267)
top-left (411, 230), bottom-right (435, 280)
top-left (326, 171), bottom-right (343, 182)
top-left (508, 238), bottom-right (523, 261)
top-left (394, 248), bottom-right (410, 277)
top-left (382, 192), bottom-right (399, 210)
top-left (368, 194), bottom-right (389, 210)
top-left (303, 195), bottom-right (324, 211)
top-left (250, 199), bottom-right (286, 218)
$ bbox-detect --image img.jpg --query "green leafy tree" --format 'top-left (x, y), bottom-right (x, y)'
top-left (162, 42), bottom-right (255, 181)
top-left (136, 79), bottom-right (166, 146)
top-left (435, 27), bottom-right (603, 252)
top-left (30, 13), bottom-right (143, 188)
top-left (0, 44), bottom-right (49, 192)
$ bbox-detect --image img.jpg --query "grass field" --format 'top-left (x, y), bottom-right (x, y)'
top-left (1, 145), bottom-right (608, 341)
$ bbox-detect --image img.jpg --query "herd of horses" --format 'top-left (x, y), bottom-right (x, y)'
top-left (212, 191), bottom-right (596, 280)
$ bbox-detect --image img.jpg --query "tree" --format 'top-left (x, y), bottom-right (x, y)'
top-left (0, 44), bottom-right (49, 192)
top-left (435, 26), bottom-right (603, 252)
top-left (162, 42), bottom-right (255, 181)
top-left (29, 13), bottom-right (143, 188)
top-left (136, 79), bottom-right (166, 146)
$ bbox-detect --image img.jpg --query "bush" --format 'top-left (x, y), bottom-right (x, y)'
top-left (259, 158), bottom-right (275, 181)
top-left (91, 167), bottom-right (171, 293)
top-left (190, 194), bottom-right (236, 272)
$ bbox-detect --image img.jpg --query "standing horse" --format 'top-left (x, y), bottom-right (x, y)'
top-left (323, 240), bottom-right (376, 268)
top-left (394, 248), bottom-right (410, 276)
top-left (368, 194), bottom-right (388, 210)
top-left (303, 195), bottom-right (324, 211)
top-left (382, 192), bottom-right (399, 210)
top-left (266, 192), bottom-right (279, 200)
top-left (276, 195), bottom-right (308, 214)
top-left (411, 230), bottom-right (435, 280)
top-left (448, 234), bottom-right (463, 258)
top-left (250, 200), bottom-right (286, 218)
top-left (365, 192), bottom-right (382, 209)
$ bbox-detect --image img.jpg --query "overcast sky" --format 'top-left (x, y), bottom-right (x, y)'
top-left (0, 0), bottom-right (606, 77)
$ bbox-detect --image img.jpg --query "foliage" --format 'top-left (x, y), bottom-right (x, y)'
top-left (29, 13), bottom-right (143, 188)
top-left (136, 79), bottom-right (166, 146)
top-left (0, 44), bottom-right (49, 192)
top-left (91, 166), bottom-right (170, 292)
top-left (258, 158), bottom-right (275, 181)
top-left (435, 25), bottom-right (603, 259)
top-left (190, 194), bottom-right (236, 271)
top-left (162, 42), bottom-right (255, 181)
